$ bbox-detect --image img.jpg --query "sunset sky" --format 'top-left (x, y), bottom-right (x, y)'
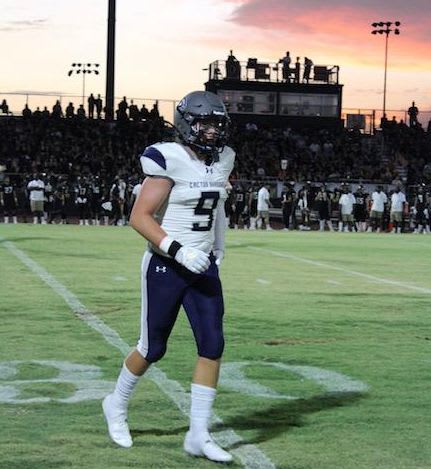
top-left (1, 0), bottom-right (430, 116)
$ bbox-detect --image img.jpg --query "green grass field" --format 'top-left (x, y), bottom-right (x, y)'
top-left (1, 224), bottom-right (431, 469)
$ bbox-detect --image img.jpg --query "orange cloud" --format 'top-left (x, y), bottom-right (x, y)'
top-left (227, 0), bottom-right (431, 67)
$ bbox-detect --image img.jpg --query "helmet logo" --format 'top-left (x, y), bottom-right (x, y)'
top-left (177, 98), bottom-right (187, 113)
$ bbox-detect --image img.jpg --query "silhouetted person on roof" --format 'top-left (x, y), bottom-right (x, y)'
top-left (303, 57), bottom-right (313, 83)
top-left (226, 50), bottom-right (240, 80)
top-left (279, 51), bottom-right (291, 82)
top-left (294, 56), bottom-right (300, 83)
top-left (408, 101), bottom-right (419, 127)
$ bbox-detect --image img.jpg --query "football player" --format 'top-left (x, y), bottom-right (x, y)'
top-left (74, 176), bottom-right (91, 225)
top-left (90, 175), bottom-right (103, 225)
top-left (247, 182), bottom-right (259, 229)
top-left (314, 184), bottom-right (333, 232)
top-left (103, 91), bottom-right (234, 463)
top-left (281, 182), bottom-right (296, 231)
top-left (413, 184), bottom-right (429, 234)
top-left (0, 176), bottom-right (18, 223)
top-left (353, 185), bottom-right (369, 232)
top-left (232, 182), bottom-right (247, 229)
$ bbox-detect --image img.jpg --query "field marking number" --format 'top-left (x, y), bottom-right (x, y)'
top-left (0, 360), bottom-right (368, 405)
top-left (220, 362), bottom-right (368, 399)
top-left (0, 360), bottom-right (113, 404)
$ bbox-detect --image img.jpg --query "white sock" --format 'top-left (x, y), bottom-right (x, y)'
top-left (13, 216), bottom-right (18, 223)
top-left (190, 383), bottom-right (216, 439)
top-left (112, 364), bottom-right (140, 410)
top-left (4, 216), bottom-right (9, 223)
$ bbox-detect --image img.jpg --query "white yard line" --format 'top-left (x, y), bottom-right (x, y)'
top-left (327, 280), bottom-right (342, 286)
top-left (1, 238), bottom-right (275, 469)
top-left (249, 246), bottom-right (431, 294)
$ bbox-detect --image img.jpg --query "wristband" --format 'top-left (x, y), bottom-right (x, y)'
top-left (159, 236), bottom-right (183, 258)
top-left (168, 241), bottom-right (182, 258)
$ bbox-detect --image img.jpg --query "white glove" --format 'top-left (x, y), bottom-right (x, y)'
top-left (213, 249), bottom-right (224, 266)
top-left (175, 246), bottom-right (210, 274)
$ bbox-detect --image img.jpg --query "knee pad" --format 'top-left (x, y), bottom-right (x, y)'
top-left (136, 341), bottom-right (167, 363)
top-left (198, 337), bottom-right (225, 360)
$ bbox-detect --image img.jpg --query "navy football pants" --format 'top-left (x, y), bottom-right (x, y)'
top-left (137, 251), bottom-right (225, 362)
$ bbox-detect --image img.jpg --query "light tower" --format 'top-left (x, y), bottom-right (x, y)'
top-left (371, 21), bottom-right (401, 117)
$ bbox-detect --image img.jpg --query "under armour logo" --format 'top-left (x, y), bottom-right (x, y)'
top-left (206, 167), bottom-right (213, 174)
top-left (156, 266), bottom-right (167, 273)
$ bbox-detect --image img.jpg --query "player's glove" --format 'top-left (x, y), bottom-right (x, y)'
top-left (159, 236), bottom-right (210, 274)
top-left (213, 249), bottom-right (224, 267)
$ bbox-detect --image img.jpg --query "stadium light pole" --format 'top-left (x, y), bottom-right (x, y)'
top-left (68, 63), bottom-right (100, 105)
top-left (371, 21), bottom-right (401, 117)
top-left (105, 0), bottom-right (116, 121)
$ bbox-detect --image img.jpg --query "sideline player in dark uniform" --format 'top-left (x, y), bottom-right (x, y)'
top-left (44, 175), bottom-right (55, 224)
top-left (353, 185), bottom-right (369, 232)
top-left (314, 184), bottom-right (333, 231)
top-left (331, 185), bottom-right (342, 231)
top-left (281, 182), bottom-right (296, 231)
top-left (102, 91), bottom-right (235, 462)
top-left (247, 182), bottom-right (259, 229)
top-left (414, 184), bottom-right (429, 234)
top-left (15, 180), bottom-right (29, 223)
top-left (75, 177), bottom-right (91, 225)
top-left (0, 176), bottom-right (18, 223)
top-left (90, 176), bottom-right (103, 225)
top-left (232, 182), bottom-right (246, 229)
top-left (52, 177), bottom-right (69, 224)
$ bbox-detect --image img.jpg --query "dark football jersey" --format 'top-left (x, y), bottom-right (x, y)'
top-left (91, 183), bottom-right (102, 200)
top-left (415, 193), bottom-right (427, 209)
top-left (282, 190), bottom-right (296, 204)
top-left (234, 190), bottom-right (246, 205)
top-left (77, 184), bottom-right (90, 197)
top-left (2, 184), bottom-right (15, 202)
top-left (354, 192), bottom-right (368, 209)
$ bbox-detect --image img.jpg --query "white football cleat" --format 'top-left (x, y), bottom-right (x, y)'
top-left (184, 431), bottom-right (233, 463)
top-left (102, 394), bottom-right (133, 448)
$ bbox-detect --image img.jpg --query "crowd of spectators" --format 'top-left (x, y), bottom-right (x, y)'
top-left (0, 96), bottom-right (430, 229)
top-left (230, 118), bottom-right (431, 186)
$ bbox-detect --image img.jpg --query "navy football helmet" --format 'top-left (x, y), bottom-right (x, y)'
top-left (174, 91), bottom-right (230, 158)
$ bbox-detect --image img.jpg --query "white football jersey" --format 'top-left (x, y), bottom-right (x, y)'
top-left (140, 142), bottom-right (235, 254)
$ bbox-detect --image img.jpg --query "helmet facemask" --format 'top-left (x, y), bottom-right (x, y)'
top-left (188, 116), bottom-right (229, 157)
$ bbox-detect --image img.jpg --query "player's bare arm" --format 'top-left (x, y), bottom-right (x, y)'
top-left (129, 176), bottom-right (172, 246)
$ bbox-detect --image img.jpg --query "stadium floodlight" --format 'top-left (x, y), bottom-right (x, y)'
top-left (371, 21), bottom-right (402, 118)
top-left (67, 62), bottom-right (100, 105)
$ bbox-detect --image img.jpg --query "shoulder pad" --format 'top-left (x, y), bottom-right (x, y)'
top-left (217, 145), bottom-right (235, 176)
